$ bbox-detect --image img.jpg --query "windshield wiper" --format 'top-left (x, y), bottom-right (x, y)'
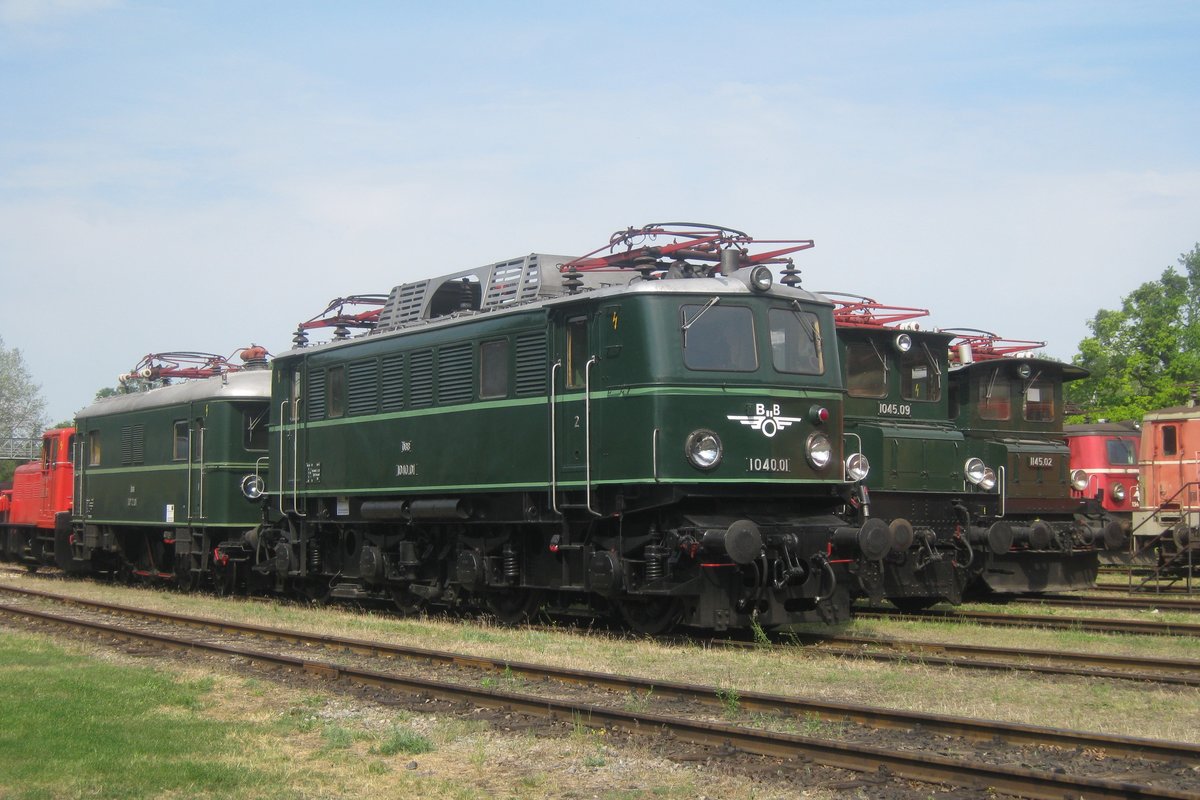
top-left (791, 300), bottom-right (822, 350)
top-left (681, 296), bottom-right (720, 347)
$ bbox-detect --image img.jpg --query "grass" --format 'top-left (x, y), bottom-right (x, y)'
top-left (371, 727), bottom-right (434, 756)
top-left (0, 631), bottom-right (283, 800)
top-left (0, 614), bottom-right (788, 799)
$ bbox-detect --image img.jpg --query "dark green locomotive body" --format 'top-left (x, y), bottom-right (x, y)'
top-left (238, 251), bottom-right (888, 632)
top-left (66, 370), bottom-right (271, 580)
top-left (275, 289), bottom-right (848, 502)
top-left (947, 356), bottom-right (1121, 593)
top-left (836, 324), bottom-right (973, 603)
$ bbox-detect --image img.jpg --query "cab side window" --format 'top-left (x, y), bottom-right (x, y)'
top-left (1163, 425), bottom-right (1178, 456)
top-left (566, 318), bottom-right (589, 388)
top-left (173, 421), bottom-right (189, 461)
top-left (480, 339), bottom-right (509, 399)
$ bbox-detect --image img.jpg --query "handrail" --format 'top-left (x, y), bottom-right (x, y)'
top-left (197, 426), bottom-right (206, 520)
top-left (585, 356), bottom-right (600, 517)
top-left (549, 360), bottom-right (561, 515)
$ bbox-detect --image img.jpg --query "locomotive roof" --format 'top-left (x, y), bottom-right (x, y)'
top-left (1141, 404), bottom-right (1200, 422)
top-left (76, 369), bottom-right (271, 418)
top-left (1063, 421), bottom-right (1140, 436)
top-left (284, 259), bottom-right (832, 358)
top-left (948, 356), bottom-right (1088, 382)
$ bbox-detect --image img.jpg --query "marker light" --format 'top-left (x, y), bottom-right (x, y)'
top-left (1111, 482), bottom-right (1126, 502)
top-left (965, 457), bottom-right (987, 485)
top-left (845, 452), bottom-right (870, 481)
top-left (749, 266), bottom-right (773, 292)
top-left (893, 333), bottom-right (913, 353)
top-left (1070, 469), bottom-right (1089, 491)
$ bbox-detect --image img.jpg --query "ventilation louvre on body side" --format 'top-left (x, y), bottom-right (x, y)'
top-left (410, 351), bottom-right (434, 408)
top-left (307, 370), bottom-right (327, 420)
top-left (437, 344), bottom-right (473, 405)
top-left (380, 355), bottom-right (405, 412)
top-left (347, 360), bottom-right (379, 416)
top-left (515, 333), bottom-right (547, 396)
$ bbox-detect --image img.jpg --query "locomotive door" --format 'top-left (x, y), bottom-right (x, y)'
top-left (187, 409), bottom-right (205, 522)
top-left (552, 312), bottom-right (598, 514)
top-left (279, 367), bottom-right (307, 516)
top-left (38, 435), bottom-right (57, 523)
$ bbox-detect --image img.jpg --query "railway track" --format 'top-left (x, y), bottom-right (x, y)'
top-left (1011, 593), bottom-right (1200, 613)
top-left (0, 584), bottom-right (1196, 799)
top-left (781, 632), bottom-right (1200, 687)
top-left (5, 578), bottom-right (1199, 687)
top-left (857, 606), bottom-right (1200, 636)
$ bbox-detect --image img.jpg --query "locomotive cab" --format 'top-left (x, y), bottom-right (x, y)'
top-left (0, 426), bottom-right (75, 569)
top-left (1131, 408), bottom-right (1200, 571)
top-left (1063, 422), bottom-right (1140, 516)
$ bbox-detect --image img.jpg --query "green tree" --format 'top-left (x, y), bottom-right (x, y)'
top-left (1067, 244), bottom-right (1200, 421)
top-left (0, 336), bottom-right (48, 482)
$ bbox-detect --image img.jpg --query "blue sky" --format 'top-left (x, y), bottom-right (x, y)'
top-left (2, 0), bottom-right (1198, 423)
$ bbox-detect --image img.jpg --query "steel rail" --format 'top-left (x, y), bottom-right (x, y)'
top-left (0, 602), bottom-right (1195, 800)
top-left (780, 635), bottom-right (1200, 687)
top-left (856, 606), bottom-right (1200, 637)
top-left (1010, 593), bottom-right (1200, 613)
top-left (0, 584), bottom-right (1196, 765)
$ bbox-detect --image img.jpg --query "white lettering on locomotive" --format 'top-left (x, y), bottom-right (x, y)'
top-left (878, 402), bottom-right (912, 417)
top-left (395, 464), bottom-right (418, 477)
top-left (727, 402), bottom-right (804, 439)
top-left (1028, 456), bottom-right (1054, 468)
top-left (747, 457), bottom-right (790, 472)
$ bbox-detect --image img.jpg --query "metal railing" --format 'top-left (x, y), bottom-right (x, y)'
top-left (1128, 481), bottom-right (1198, 593)
top-left (0, 437), bottom-right (39, 462)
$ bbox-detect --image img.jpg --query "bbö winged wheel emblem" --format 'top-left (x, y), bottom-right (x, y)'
top-left (727, 404), bottom-right (803, 438)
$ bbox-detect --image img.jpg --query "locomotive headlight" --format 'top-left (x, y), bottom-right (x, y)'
top-left (240, 474), bottom-right (265, 500)
top-left (1070, 469), bottom-right (1089, 491)
top-left (1111, 482), bottom-right (1126, 502)
top-left (965, 457), bottom-right (987, 485)
top-left (893, 333), bottom-right (913, 353)
top-left (749, 265), bottom-right (773, 292)
top-left (979, 467), bottom-right (997, 491)
top-left (806, 432), bottom-right (833, 470)
top-left (685, 429), bottom-right (723, 470)
top-left (845, 452), bottom-right (870, 481)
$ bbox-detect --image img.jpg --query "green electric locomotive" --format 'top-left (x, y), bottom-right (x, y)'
top-left (826, 296), bottom-right (972, 607)
top-left (65, 352), bottom-right (271, 583)
top-left (214, 224), bottom-right (892, 632)
top-left (943, 330), bottom-right (1124, 594)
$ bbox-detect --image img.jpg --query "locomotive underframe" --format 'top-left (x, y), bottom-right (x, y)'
top-left (199, 484), bottom-right (874, 631)
top-left (865, 489), bottom-right (1115, 598)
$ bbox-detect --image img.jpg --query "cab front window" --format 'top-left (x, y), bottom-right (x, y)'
top-left (768, 308), bottom-right (823, 375)
top-left (845, 341), bottom-right (886, 398)
top-left (900, 344), bottom-right (941, 402)
top-left (1022, 376), bottom-right (1055, 421)
top-left (681, 304), bottom-right (757, 372)
top-left (979, 370), bottom-right (1011, 420)
top-left (1106, 438), bottom-right (1136, 466)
